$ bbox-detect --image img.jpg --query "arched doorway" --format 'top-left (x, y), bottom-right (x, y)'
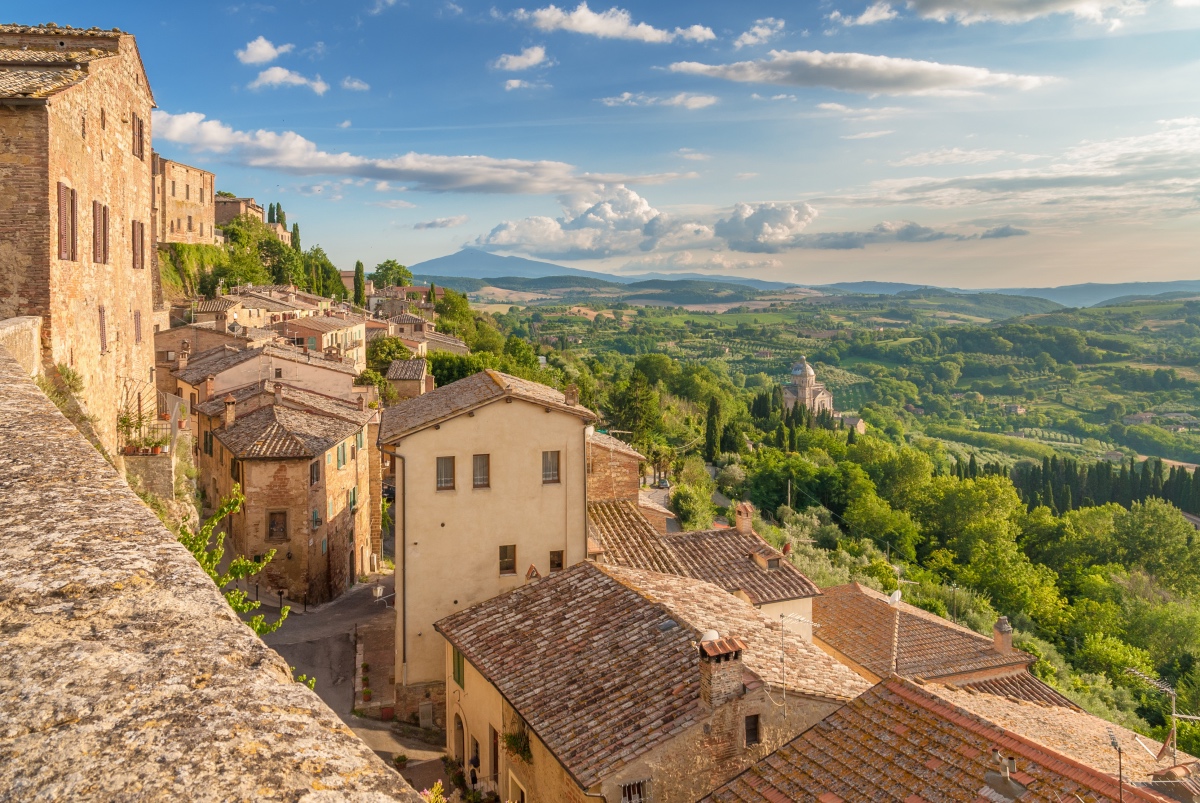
top-left (454, 714), bottom-right (465, 762)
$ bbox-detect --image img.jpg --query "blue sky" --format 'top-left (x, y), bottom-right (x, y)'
top-left (33, 0), bottom-right (1200, 286)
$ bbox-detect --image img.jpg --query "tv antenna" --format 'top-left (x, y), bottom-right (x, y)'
top-left (763, 613), bottom-right (821, 713)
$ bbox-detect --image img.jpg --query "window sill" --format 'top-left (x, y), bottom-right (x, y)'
top-left (499, 571), bottom-right (517, 577)
top-left (473, 485), bottom-right (491, 490)
top-left (436, 486), bottom-right (456, 492)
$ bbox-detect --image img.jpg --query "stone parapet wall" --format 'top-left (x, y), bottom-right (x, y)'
top-left (0, 343), bottom-right (422, 801)
top-left (0, 316), bottom-right (42, 377)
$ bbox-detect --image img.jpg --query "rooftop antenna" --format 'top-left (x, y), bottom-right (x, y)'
top-left (1107, 727), bottom-right (1124, 803)
top-left (765, 613), bottom-right (820, 714)
top-left (1125, 668), bottom-right (1199, 766)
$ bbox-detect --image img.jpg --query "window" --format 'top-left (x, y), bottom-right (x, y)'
top-left (542, 450), bottom-right (560, 484)
top-left (131, 220), bottom-right (145, 269)
top-left (509, 775), bottom-right (527, 803)
top-left (309, 460), bottom-right (320, 486)
top-left (92, 201), bottom-right (109, 263)
top-left (356, 431), bottom-right (365, 450)
top-left (337, 442), bottom-right (347, 469)
top-left (187, 215), bottom-right (193, 232)
top-left (133, 310), bottom-right (142, 344)
top-left (473, 454), bottom-right (490, 489)
top-left (490, 727), bottom-right (499, 776)
top-left (550, 550), bottom-right (564, 572)
top-left (132, 112), bottom-right (145, 159)
top-left (185, 184), bottom-right (190, 200)
top-left (57, 182), bottom-right (77, 261)
top-left (321, 538), bottom-right (327, 555)
top-left (745, 715), bottom-right (761, 747)
top-left (767, 558), bottom-right (780, 570)
top-left (436, 456), bottom-right (455, 490)
top-left (274, 367), bottom-right (283, 379)
top-left (267, 511), bottom-right (288, 542)
top-left (98, 306), bottom-right (107, 353)
top-left (203, 430), bottom-right (213, 456)
top-left (621, 781), bottom-right (648, 803)
top-left (230, 458), bottom-right (239, 481)
top-left (170, 180), bottom-right (176, 197)
top-left (452, 647), bottom-right (465, 689)
top-left (348, 485), bottom-right (358, 510)
top-left (100, 107), bottom-right (105, 129)
top-left (499, 545), bottom-right (516, 575)
top-left (311, 507), bottom-right (320, 528)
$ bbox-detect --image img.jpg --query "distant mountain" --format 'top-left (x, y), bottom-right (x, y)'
top-left (822, 281), bottom-right (938, 295)
top-left (821, 279), bottom-right (1200, 308)
top-left (408, 248), bottom-right (793, 290)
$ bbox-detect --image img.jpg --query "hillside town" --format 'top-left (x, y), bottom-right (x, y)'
top-left (3, 18), bottom-right (1200, 803)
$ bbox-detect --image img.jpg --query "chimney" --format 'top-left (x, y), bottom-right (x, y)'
top-left (564, 384), bottom-right (579, 406)
top-left (223, 394), bottom-right (237, 428)
top-left (178, 340), bottom-right (191, 370)
top-left (357, 395), bottom-right (366, 411)
top-left (216, 312), bottom-right (228, 333)
top-left (274, 382), bottom-right (283, 406)
top-left (203, 375), bottom-right (215, 402)
top-left (735, 502), bottom-right (755, 534)
top-left (993, 616), bottom-right (1013, 655)
top-left (698, 634), bottom-right (747, 708)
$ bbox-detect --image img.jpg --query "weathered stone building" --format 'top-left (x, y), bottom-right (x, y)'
top-left (783, 355), bottom-right (834, 413)
top-left (213, 194), bottom-right (263, 226)
top-left (385, 356), bottom-right (432, 401)
top-left (0, 23), bottom-right (157, 454)
top-left (269, 313), bottom-right (367, 372)
top-left (151, 152), bottom-right (215, 245)
top-left (195, 381), bottom-right (374, 602)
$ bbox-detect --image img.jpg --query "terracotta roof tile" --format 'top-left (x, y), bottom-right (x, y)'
top-left (270, 316), bottom-right (361, 335)
top-left (957, 670), bottom-right (1080, 710)
top-left (704, 677), bottom-right (1178, 803)
top-left (173, 344), bottom-right (358, 385)
top-left (385, 358), bottom-right (426, 381)
top-left (663, 529), bottom-right (821, 605)
top-left (588, 431), bottom-right (645, 460)
top-left (213, 405), bottom-right (360, 459)
top-left (378, 370), bottom-right (595, 442)
top-left (194, 380), bottom-right (372, 426)
top-left (588, 501), bottom-right (685, 574)
top-left (814, 583), bottom-right (1032, 680)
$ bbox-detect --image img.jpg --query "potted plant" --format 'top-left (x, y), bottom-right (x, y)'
top-left (393, 753), bottom-right (408, 769)
top-left (362, 675), bottom-right (370, 688)
top-left (362, 688), bottom-right (372, 702)
top-left (362, 662), bottom-right (370, 673)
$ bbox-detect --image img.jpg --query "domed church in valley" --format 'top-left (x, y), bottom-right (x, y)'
top-left (783, 356), bottom-right (834, 413)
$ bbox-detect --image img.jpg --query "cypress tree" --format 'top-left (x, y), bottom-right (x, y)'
top-left (968, 453), bottom-right (979, 479)
top-left (1043, 479), bottom-right (1057, 515)
top-left (353, 260), bottom-right (367, 307)
top-left (277, 206), bottom-right (286, 229)
top-left (291, 223), bottom-right (301, 252)
top-left (267, 203), bottom-right (276, 224)
top-left (1138, 459), bottom-right (1153, 502)
top-left (847, 426), bottom-right (857, 445)
top-left (1151, 458), bottom-right (1165, 499)
top-left (1061, 484), bottom-right (1073, 513)
top-left (704, 397), bottom-right (721, 462)
top-left (1191, 467), bottom-right (1200, 513)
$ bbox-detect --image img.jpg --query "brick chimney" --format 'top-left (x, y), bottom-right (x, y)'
top-left (699, 634), bottom-right (747, 708)
top-left (178, 340), bottom-right (191, 370)
top-left (274, 382), bottom-right (283, 405)
top-left (203, 375), bottom-right (215, 402)
top-left (357, 395), bottom-right (366, 411)
top-left (564, 384), bottom-right (579, 406)
top-left (993, 616), bottom-right (1013, 655)
top-left (223, 394), bottom-right (237, 429)
top-left (734, 502), bottom-right (755, 534)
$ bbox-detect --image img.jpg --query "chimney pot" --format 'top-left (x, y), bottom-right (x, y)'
top-left (223, 394), bottom-right (236, 428)
top-left (274, 383), bottom-right (283, 405)
top-left (564, 384), bottom-right (579, 406)
top-left (204, 375), bottom-right (215, 402)
top-left (993, 616), bottom-right (1013, 655)
top-left (358, 395), bottom-right (366, 411)
top-left (698, 635), bottom-right (747, 708)
top-left (735, 502), bottom-right (754, 534)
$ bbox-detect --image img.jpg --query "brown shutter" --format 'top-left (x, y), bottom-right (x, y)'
top-left (57, 183), bottom-right (69, 259)
top-left (69, 188), bottom-right (77, 260)
top-left (103, 205), bottom-right (110, 264)
top-left (134, 310), bottom-right (142, 344)
top-left (138, 221), bottom-right (145, 268)
top-left (98, 306), bottom-right (107, 353)
top-left (132, 112), bottom-right (137, 155)
top-left (92, 200), bottom-right (101, 260)
top-left (132, 220), bottom-right (142, 269)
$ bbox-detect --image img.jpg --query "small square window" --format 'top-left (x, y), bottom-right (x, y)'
top-left (542, 450), bottom-right (560, 484)
top-left (310, 460), bottom-right (320, 486)
top-left (767, 558), bottom-right (780, 570)
top-left (550, 550), bottom-right (564, 572)
top-left (437, 456), bottom-right (455, 490)
top-left (267, 511), bottom-right (288, 542)
top-left (274, 367), bottom-right (283, 379)
top-left (745, 714), bottom-right (761, 746)
top-left (473, 454), bottom-right (490, 489)
top-left (499, 545), bottom-right (516, 575)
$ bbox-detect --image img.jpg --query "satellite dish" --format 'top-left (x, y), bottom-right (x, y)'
top-left (888, 590), bottom-right (902, 604)
top-left (700, 629), bottom-right (720, 642)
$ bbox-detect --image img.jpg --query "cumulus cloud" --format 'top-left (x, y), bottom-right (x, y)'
top-left (506, 79), bottom-right (532, 90)
top-left (475, 186), bottom-right (713, 259)
top-left (828, 2), bottom-right (899, 25)
top-left (670, 49), bottom-right (1050, 96)
top-left (414, 215), bottom-right (469, 229)
top-left (512, 3), bottom-right (715, 43)
top-left (842, 130), bottom-right (894, 139)
top-left (342, 76), bottom-right (370, 91)
top-left (236, 36), bottom-right (294, 64)
top-left (817, 101), bottom-right (905, 120)
top-left (249, 67), bottom-right (329, 95)
top-left (676, 148), bottom-right (711, 161)
top-left (713, 202), bottom-right (820, 252)
top-left (338, 120), bottom-right (352, 128)
top-left (734, 18), bottom-right (786, 48)
top-left (152, 110), bottom-right (692, 194)
top-left (889, 147), bottom-right (1039, 166)
top-left (622, 251), bottom-right (784, 272)
top-left (906, 0), bottom-right (1145, 25)
top-left (494, 45), bottom-right (549, 70)
top-left (369, 0), bottom-right (400, 14)
top-left (600, 91), bottom-right (718, 109)
top-left (752, 92), bottom-right (797, 101)
top-left (980, 224), bottom-right (1029, 238)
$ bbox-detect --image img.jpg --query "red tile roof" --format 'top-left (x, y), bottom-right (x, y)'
top-left (587, 501), bottom-right (685, 574)
top-left (588, 431), bottom-right (645, 460)
top-left (663, 528), bottom-right (821, 605)
top-left (957, 670), bottom-right (1079, 710)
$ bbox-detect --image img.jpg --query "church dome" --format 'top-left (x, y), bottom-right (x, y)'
top-left (791, 357), bottom-right (815, 379)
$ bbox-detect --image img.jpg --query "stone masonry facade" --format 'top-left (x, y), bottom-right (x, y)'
top-left (152, 152), bottom-right (215, 245)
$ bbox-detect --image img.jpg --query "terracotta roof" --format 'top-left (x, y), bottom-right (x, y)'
top-left (704, 677), bottom-right (1174, 803)
top-left (173, 344), bottom-right (358, 384)
top-left (271, 316), bottom-right (361, 335)
top-left (378, 370), bottom-right (596, 443)
top-left (194, 380), bottom-right (372, 426)
top-left (0, 24), bottom-right (124, 37)
top-left (587, 500), bottom-right (685, 574)
top-left (814, 583), bottom-right (1032, 680)
top-left (435, 563), bottom-right (866, 791)
top-left (956, 670), bottom-right (1080, 710)
top-left (192, 297), bottom-right (242, 313)
top-left (0, 63), bottom-right (88, 99)
top-left (638, 490), bottom-right (675, 517)
top-left (213, 405), bottom-right (360, 460)
top-left (588, 431), bottom-right (645, 460)
top-left (387, 313), bottom-right (427, 325)
top-left (385, 358), bottom-right (426, 381)
top-left (663, 529), bottom-right (821, 605)
top-left (423, 331), bottom-right (469, 353)
top-left (236, 292), bottom-right (315, 312)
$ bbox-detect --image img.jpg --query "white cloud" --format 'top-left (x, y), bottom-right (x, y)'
top-left (829, 2), bottom-right (899, 25)
top-left (493, 45), bottom-right (549, 71)
top-left (906, 0), bottom-right (1145, 24)
top-left (370, 199), bottom-right (418, 209)
top-left (236, 36), bottom-right (294, 64)
top-left (600, 91), bottom-right (718, 110)
top-left (513, 3), bottom-right (715, 43)
top-left (338, 120), bottom-right (352, 128)
top-left (152, 110), bottom-right (692, 194)
top-left (889, 147), bottom-right (1039, 166)
top-left (842, 130), bottom-right (894, 139)
top-left (342, 77), bottom-right (370, 92)
top-left (249, 67), bottom-right (329, 95)
top-left (817, 101), bottom-right (905, 120)
top-left (414, 215), bottom-right (469, 229)
top-left (736, 172), bottom-right (759, 180)
top-left (369, 0), bottom-right (400, 14)
top-left (676, 148), bottom-right (711, 161)
top-left (713, 202), bottom-right (820, 252)
top-left (622, 251), bottom-right (784, 272)
top-left (670, 49), bottom-right (1050, 96)
top-left (734, 18), bottom-right (786, 49)
top-left (505, 79), bottom-right (539, 90)
top-left (752, 92), bottom-right (798, 101)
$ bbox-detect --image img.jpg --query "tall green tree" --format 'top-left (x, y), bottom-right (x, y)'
top-left (267, 202), bottom-right (276, 224)
top-left (277, 206), bottom-right (286, 229)
top-left (370, 259), bottom-right (412, 288)
top-left (353, 260), bottom-right (367, 307)
top-left (704, 397), bottom-right (722, 462)
top-left (291, 223), bottom-right (301, 253)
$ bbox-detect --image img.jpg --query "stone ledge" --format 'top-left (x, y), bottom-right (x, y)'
top-left (0, 345), bottom-right (423, 802)
top-left (0, 316), bottom-right (41, 377)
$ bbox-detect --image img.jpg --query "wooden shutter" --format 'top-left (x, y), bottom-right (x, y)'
top-left (92, 200), bottom-right (101, 260)
top-left (98, 306), bottom-right (107, 353)
top-left (58, 183), bottom-right (70, 259)
top-left (102, 205), bottom-right (109, 264)
top-left (132, 220), bottom-right (143, 269)
top-left (69, 188), bottom-right (77, 260)
top-left (134, 310), bottom-right (142, 344)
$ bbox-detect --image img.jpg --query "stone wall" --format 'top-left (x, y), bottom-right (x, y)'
top-left (0, 316), bottom-right (42, 377)
top-left (153, 154), bottom-right (216, 245)
top-left (0, 342), bottom-right (421, 801)
top-left (587, 445), bottom-right (641, 503)
top-left (125, 451), bottom-right (175, 499)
